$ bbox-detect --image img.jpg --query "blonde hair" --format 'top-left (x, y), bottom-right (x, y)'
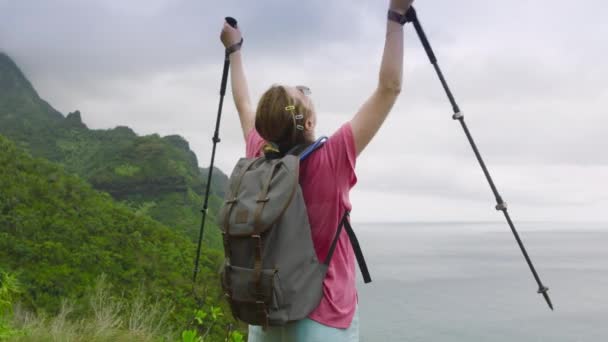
top-left (255, 85), bottom-right (312, 154)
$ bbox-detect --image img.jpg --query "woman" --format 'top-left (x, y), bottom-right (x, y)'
top-left (219, 0), bottom-right (413, 340)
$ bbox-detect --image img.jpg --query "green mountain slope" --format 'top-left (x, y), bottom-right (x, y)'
top-left (0, 53), bottom-right (66, 158)
top-left (0, 52), bottom-right (227, 247)
top-left (0, 134), bottom-right (228, 327)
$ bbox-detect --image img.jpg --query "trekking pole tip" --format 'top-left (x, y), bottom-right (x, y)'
top-left (538, 286), bottom-right (554, 311)
top-left (225, 17), bottom-right (238, 28)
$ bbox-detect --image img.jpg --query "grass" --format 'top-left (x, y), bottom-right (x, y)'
top-left (5, 275), bottom-right (177, 342)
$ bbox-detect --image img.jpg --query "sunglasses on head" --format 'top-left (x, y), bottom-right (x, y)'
top-left (295, 85), bottom-right (311, 96)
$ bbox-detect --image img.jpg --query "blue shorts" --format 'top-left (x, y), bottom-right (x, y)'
top-left (247, 305), bottom-right (359, 342)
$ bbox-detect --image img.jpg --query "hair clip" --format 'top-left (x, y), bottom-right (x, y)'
top-left (294, 114), bottom-right (304, 120)
top-left (285, 105), bottom-right (296, 112)
top-left (296, 124), bottom-right (304, 131)
top-left (263, 142), bottom-right (280, 154)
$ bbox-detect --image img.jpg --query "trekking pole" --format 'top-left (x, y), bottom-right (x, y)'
top-left (404, 7), bottom-right (553, 311)
top-left (192, 17), bottom-right (239, 285)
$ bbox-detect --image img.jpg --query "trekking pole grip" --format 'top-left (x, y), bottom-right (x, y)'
top-left (223, 17), bottom-right (243, 58)
top-left (225, 17), bottom-right (238, 28)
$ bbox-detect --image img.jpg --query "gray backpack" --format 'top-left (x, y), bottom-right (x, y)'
top-left (218, 142), bottom-right (371, 327)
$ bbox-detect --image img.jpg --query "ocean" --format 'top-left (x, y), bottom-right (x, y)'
top-left (355, 222), bottom-right (608, 341)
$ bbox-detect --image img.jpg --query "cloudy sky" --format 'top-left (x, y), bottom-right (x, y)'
top-left (2, 0), bottom-right (607, 225)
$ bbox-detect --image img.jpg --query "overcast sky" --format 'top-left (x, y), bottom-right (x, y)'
top-left (2, 0), bottom-right (607, 225)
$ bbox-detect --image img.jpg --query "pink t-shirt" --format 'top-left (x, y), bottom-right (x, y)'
top-left (245, 122), bottom-right (358, 329)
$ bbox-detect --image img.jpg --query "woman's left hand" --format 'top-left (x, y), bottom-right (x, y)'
top-left (220, 21), bottom-right (242, 49)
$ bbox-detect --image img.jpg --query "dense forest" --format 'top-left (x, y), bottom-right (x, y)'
top-left (0, 53), bottom-right (241, 340)
top-left (0, 52), bottom-right (225, 246)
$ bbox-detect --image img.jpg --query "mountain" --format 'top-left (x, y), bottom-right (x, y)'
top-left (0, 53), bottom-right (66, 158)
top-left (0, 134), bottom-right (229, 327)
top-left (0, 52), bottom-right (227, 246)
top-left (200, 166), bottom-right (230, 199)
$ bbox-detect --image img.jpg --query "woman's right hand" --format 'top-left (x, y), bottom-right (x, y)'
top-left (389, 0), bottom-right (414, 14)
top-left (220, 21), bottom-right (242, 49)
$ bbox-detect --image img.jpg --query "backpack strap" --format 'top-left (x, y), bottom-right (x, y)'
top-left (299, 136), bottom-right (328, 161)
top-left (324, 211), bottom-right (372, 284)
top-left (284, 136), bottom-right (328, 160)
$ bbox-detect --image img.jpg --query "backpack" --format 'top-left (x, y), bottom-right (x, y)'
top-left (218, 138), bottom-right (371, 327)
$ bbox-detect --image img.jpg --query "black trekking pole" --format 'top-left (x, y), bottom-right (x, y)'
top-left (404, 7), bottom-right (553, 311)
top-left (192, 17), bottom-right (239, 285)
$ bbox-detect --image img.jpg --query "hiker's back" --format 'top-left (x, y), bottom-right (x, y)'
top-left (245, 123), bottom-right (359, 328)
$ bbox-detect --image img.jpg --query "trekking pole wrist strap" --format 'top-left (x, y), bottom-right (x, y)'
top-left (387, 9), bottom-right (408, 25)
top-left (226, 38), bottom-right (244, 56)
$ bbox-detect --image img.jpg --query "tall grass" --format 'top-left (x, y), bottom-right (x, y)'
top-left (7, 275), bottom-right (177, 342)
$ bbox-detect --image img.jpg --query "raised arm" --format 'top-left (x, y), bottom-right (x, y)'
top-left (220, 22), bottom-right (255, 140)
top-left (350, 0), bottom-right (413, 156)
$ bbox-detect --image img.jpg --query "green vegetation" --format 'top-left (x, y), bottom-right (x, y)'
top-left (0, 134), bottom-right (232, 327)
top-left (0, 52), bottom-right (227, 247)
top-left (0, 270), bottom-right (22, 339)
top-left (1, 271), bottom-right (243, 341)
top-left (0, 53), bottom-right (243, 340)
